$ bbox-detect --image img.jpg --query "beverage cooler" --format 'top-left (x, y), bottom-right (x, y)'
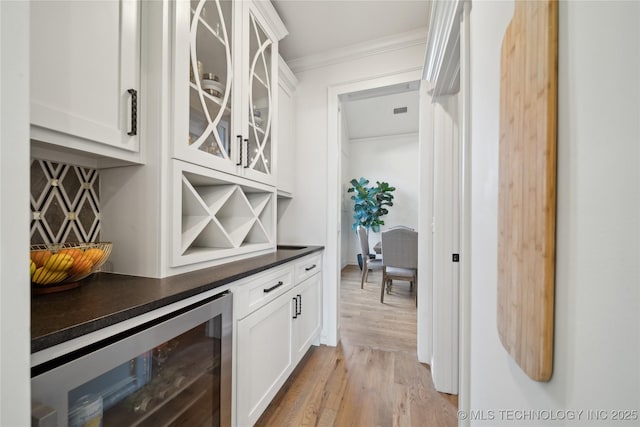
top-left (31, 291), bottom-right (232, 427)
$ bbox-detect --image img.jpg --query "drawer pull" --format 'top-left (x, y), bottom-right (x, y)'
top-left (292, 297), bottom-right (298, 319)
top-left (263, 281), bottom-right (284, 293)
top-left (127, 88), bottom-right (138, 136)
top-left (296, 294), bottom-right (302, 316)
top-left (236, 135), bottom-right (242, 165)
top-left (304, 264), bottom-right (317, 272)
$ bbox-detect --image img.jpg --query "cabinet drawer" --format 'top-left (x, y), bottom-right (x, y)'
top-left (294, 253), bottom-right (322, 284)
top-left (235, 266), bottom-right (294, 319)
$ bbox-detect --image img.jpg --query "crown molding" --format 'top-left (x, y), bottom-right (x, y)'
top-left (278, 55), bottom-right (298, 95)
top-left (253, 0), bottom-right (288, 41)
top-left (287, 27), bottom-right (428, 74)
top-left (423, 0), bottom-right (463, 97)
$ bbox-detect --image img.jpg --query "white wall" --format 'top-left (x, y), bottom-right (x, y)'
top-left (469, 1), bottom-right (640, 424)
top-left (0, 1), bottom-right (31, 424)
top-left (344, 134), bottom-right (419, 265)
top-left (277, 45), bottom-right (425, 247)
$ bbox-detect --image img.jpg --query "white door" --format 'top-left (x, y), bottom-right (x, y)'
top-left (240, 2), bottom-right (278, 185)
top-left (292, 274), bottom-right (322, 364)
top-left (431, 94), bottom-right (460, 394)
top-left (30, 0), bottom-right (140, 153)
top-left (173, 0), bottom-right (239, 175)
top-left (236, 291), bottom-right (294, 426)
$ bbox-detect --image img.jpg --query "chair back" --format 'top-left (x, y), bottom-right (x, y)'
top-left (357, 226), bottom-right (370, 255)
top-left (388, 225), bottom-right (415, 231)
top-left (381, 228), bottom-right (418, 269)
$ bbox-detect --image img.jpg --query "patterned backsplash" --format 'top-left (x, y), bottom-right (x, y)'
top-left (30, 160), bottom-right (100, 245)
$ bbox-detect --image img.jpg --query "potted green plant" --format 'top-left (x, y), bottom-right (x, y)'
top-left (347, 177), bottom-right (396, 268)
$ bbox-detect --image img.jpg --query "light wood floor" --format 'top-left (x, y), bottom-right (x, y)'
top-left (254, 265), bottom-right (458, 427)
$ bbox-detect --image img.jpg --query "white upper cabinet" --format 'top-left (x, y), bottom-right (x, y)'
top-left (30, 0), bottom-right (141, 162)
top-left (276, 56), bottom-right (297, 197)
top-left (173, 0), bottom-right (286, 186)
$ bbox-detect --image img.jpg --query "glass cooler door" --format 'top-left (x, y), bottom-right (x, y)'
top-left (32, 292), bottom-right (232, 427)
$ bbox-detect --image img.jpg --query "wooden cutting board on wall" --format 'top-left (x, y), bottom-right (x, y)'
top-left (497, 0), bottom-right (558, 382)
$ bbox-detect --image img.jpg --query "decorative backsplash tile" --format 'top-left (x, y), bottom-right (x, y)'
top-left (30, 160), bottom-right (100, 245)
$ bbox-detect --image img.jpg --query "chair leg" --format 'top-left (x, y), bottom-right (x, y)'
top-left (380, 268), bottom-right (386, 303)
top-left (360, 260), bottom-right (367, 289)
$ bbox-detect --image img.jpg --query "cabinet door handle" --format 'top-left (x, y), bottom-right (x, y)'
top-left (292, 297), bottom-right (298, 319)
top-left (127, 89), bottom-right (137, 136)
top-left (243, 138), bottom-right (249, 168)
top-left (236, 135), bottom-right (243, 165)
top-left (263, 281), bottom-right (284, 293)
top-left (296, 294), bottom-right (302, 316)
top-left (304, 264), bottom-right (316, 272)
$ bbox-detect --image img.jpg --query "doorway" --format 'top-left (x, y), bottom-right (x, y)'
top-left (326, 69), bottom-right (462, 396)
top-left (338, 81), bottom-right (421, 351)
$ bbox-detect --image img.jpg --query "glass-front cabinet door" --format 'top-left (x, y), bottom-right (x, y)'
top-left (173, 0), bottom-right (280, 186)
top-left (241, 4), bottom-right (277, 185)
top-left (174, 0), bottom-right (239, 176)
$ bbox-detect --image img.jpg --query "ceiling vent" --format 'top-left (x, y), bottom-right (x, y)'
top-left (393, 107), bottom-right (408, 115)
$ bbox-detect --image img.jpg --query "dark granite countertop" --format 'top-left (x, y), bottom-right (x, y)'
top-left (31, 246), bottom-right (323, 353)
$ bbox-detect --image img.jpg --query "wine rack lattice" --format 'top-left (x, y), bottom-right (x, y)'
top-left (174, 161), bottom-right (275, 266)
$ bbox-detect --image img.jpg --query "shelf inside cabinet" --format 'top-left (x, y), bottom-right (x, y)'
top-left (245, 192), bottom-right (270, 216)
top-left (189, 82), bottom-right (230, 113)
top-left (257, 196), bottom-right (274, 238)
top-left (192, 219), bottom-right (234, 250)
top-left (182, 216), bottom-right (212, 253)
top-left (244, 220), bottom-right (269, 244)
top-left (196, 184), bottom-right (235, 215)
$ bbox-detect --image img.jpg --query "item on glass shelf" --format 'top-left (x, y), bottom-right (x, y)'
top-left (132, 395), bottom-right (152, 414)
top-left (252, 106), bottom-right (264, 128)
top-left (68, 394), bottom-right (103, 427)
top-left (249, 105), bottom-right (263, 129)
top-left (190, 60), bottom-right (204, 83)
top-left (201, 74), bottom-right (225, 100)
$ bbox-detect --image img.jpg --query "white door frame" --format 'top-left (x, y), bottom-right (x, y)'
top-left (325, 66), bottom-right (422, 345)
top-left (0, 1), bottom-right (31, 424)
top-left (458, 1), bottom-right (472, 424)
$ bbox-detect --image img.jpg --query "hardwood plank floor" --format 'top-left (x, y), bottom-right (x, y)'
top-left (254, 265), bottom-right (458, 427)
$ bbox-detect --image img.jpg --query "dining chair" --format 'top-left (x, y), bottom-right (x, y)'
top-left (380, 228), bottom-right (418, 304)
top-left (357, 226), bottom-right (383, 289)
top-left (388, 225), bottom-right (415, 231)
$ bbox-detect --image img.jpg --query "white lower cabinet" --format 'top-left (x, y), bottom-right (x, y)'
top-left (236, 290), bottom-right (294, 426)
top-left (292, 273), bottom-right (322, 365)
top-left (235, 253), bottom-right (322, 426)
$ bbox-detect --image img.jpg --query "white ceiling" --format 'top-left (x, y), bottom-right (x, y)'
top-left (342, 82), bottom-right (419, 140)
top-left (272, 0), bottom-right (431, 61)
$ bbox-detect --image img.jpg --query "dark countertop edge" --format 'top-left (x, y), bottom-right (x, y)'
top-left (31, 246), bottom-right (323, 354)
